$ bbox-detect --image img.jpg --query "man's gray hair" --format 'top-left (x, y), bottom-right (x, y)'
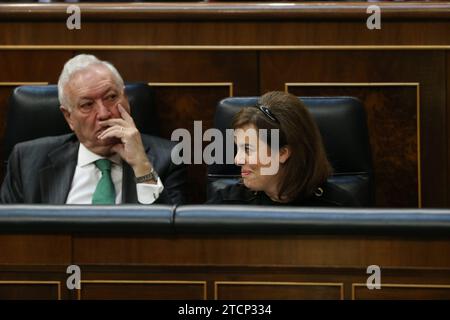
top-left (57, 54), bottom-right (124, 110)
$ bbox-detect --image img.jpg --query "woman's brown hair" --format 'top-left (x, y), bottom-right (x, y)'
top-left (232, 91), bottom-right (332, 201)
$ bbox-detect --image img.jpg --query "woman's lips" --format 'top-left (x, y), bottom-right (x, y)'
top-left (241, 170), bottom-right (252, 177)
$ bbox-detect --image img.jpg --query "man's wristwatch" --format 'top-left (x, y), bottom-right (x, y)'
top-left (135, 168), bottom-right (159, 183)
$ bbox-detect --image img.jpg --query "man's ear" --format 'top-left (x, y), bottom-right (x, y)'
top-left (60, 106), bottom-right (74, 131)
top-left (279, 146), bottom-right (291, 164)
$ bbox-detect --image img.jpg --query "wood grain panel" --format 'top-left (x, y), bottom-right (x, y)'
top-left (287, 84), bottom-right (419, 208)
top-left (0, 51), bottom-right (71, 82)
top-left (81, 51), bottom-right (257, 95)
top-left (353, 283), bottom-right (450, 300)
top-left (72, 235), bottom-right (450, 269)
top-left (0, 281), bottom-right (60, 300)
top-left (215, 281), bottom-right (342, 300)
top-left (78, 280), bottom-right (206, 300)
top-left (3, 21), bottom-right (450, 46)
top-left (0, 265), bottom-right (73, 300)
top-left (260, 50), bottom-right (446, 207)
top-left (152, 85), bottom-right (230, 204)
top-left (0, 235), bottom-right (71, 265)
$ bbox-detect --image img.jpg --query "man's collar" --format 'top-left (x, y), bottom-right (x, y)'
top-left (78, 143), bottom-right (122, 167)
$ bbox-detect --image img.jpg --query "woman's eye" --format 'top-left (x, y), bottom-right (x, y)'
top-left (107, 94), bottom-right (117, 101)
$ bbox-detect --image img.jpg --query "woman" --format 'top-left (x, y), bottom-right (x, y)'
top-left (207, 91), bottom-right (358, 206)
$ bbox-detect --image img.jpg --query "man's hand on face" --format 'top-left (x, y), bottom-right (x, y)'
top-left (97, 104), bottom-right (154, 180)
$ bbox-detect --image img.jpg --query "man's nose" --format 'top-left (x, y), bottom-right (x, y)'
top-left (96, 100), bottom-right (112, 120)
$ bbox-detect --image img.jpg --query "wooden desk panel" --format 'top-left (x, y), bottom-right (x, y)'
top-left (1, 232), bottom-right (449, 299)
top-left (0, 234), bottom-right (71, 265)
top-left (72, 234), bottom-right (450, 269)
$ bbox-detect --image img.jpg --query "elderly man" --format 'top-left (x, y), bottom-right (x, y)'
top-left (0, 54), bottom-right (186, 205)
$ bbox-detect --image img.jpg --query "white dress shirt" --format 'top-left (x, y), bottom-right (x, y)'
top-left (66, 143), bottom-right (164, 204)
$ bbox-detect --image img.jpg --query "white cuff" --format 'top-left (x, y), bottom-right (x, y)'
top-left (136, 177), bottom-right (164, 204)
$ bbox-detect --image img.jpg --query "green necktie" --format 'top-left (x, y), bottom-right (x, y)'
top-left (92, 159), bottom-right (116, 205)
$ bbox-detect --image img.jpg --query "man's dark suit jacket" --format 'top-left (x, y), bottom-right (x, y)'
top-left (0, 133), bottom-right (186, 205)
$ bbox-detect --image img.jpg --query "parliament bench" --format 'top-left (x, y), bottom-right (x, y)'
top-left (1, 205), bottom-right (450, 299)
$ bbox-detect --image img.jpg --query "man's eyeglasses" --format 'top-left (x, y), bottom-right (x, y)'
top-left (254, 103), bottom-right (279, 123)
